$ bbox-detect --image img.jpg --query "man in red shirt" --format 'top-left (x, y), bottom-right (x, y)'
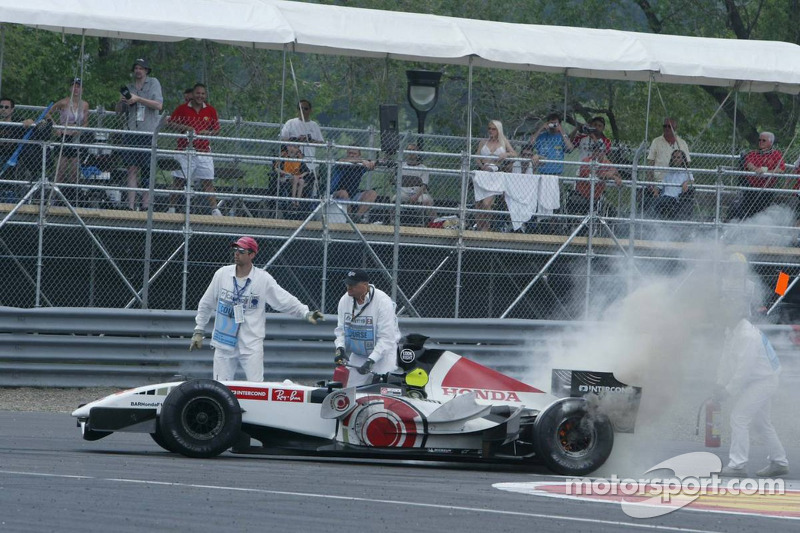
top-left (728, 131), bottom-right (785, 221)
top-left (168, 83), bottom-right (222, 216)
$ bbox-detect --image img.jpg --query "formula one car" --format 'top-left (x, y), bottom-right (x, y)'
top-left (72, 336), bottom-right (641, 476)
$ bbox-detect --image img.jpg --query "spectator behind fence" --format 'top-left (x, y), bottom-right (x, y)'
top-left (571, 116), bottom-right (611, 160)
top-left (728, 132), bottom-right (785, 221)
top-left (115, 58), bottom-right (163, 211)
top-left (167, 83), bottom-right (222, 216)
top-left (652, 149), bottom-right (695, 220)
top-left (274, 144), bottom-right (312, 212)
top-left (394, 143), bottom-right (435, 225)
top-left (531, 112), bottom-right (574, 177)
top-left (566, 140), bottom-right (622, 215)
top-left (0, 97), bottom-right (51, 180)
top-left (472, 120), bottom-right (517, 231)
top-left (331, 148), bottom-right (378, 223)
top-left (47, 78), bottom-right (90, 203)
top-left (511, 143), bottom-right (541, 175)
top-left (183, 88), bottom-right (193, 103)
top-left (280, 99), bottom-right (324, 180)
top-left (646, 117), bottom-right (691, 213)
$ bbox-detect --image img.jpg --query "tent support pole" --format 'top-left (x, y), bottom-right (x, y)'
top-left (280, 44), bottom-right (287, 125)
top-left (563, 72), bottom-right (568, 121)
top-left (455, 56), bottom-right (474, 319)
top-left (644, 73), bottom-right (653, 144)
top-left (0, 24), bottom-right (5, 97)
top-left (732, 89), bottom-right (738, 156)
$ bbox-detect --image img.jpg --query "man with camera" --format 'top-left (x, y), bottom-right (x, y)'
top-left (571, 116), bottom-right (611, 160)
top-left (116, 58), bottom-right (163, 211)
top-left (531, 112), bottom-right (574, 175)
top-left (530, 112), bottom-right (573, 217)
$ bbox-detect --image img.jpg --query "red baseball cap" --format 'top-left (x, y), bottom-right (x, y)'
top-left (231, 236), bottom-right (258, 254)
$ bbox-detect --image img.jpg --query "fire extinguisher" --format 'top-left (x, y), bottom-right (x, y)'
top-left (695, 397), bottom-right (722, 448)
top-left (332, 364), bottom-right (350, 385)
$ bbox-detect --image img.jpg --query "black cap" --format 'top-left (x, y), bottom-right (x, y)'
top-left (132, 58), bottom-right (151, 73)
top-left (344, 270), bottom-right (369, 285)
top-left (70, 77), bottom-right (82, 86)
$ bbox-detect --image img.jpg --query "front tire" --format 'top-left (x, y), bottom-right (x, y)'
top-left (150, 425), bottom-right (177, 453)
top-left (158, 379), bottom-right (242, 458)
top-left (534, 399), bottom-right (613, 476)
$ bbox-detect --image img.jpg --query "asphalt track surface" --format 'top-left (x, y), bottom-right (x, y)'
top-left (1, 411), bottom-right (799, 533)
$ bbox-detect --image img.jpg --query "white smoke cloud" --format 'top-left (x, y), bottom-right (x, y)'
top-left (521, 204), bottom-right (799, 477)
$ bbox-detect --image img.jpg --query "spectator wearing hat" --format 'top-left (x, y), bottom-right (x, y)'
top-left (116, 58), bottom-right (163, 211)
top-left (333, 269), bottom-right (401, 387)
top-left (167, 83), bottom-right (222, 216)
top-left (191, 236), bottom-right (324, 382)
top-left (46, 78), bottom-right (90, 201)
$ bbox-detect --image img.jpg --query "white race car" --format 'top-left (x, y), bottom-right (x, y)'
top-left (73, 337), bottom-right (641, 476)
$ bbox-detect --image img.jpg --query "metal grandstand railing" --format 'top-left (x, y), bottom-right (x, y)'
top-left (1, 105), bottom-right (799, 320)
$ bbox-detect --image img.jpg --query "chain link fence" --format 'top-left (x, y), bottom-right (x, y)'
top-left (1, 105), bottom-right (799, 319)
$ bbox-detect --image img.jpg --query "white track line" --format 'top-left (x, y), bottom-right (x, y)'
top-left (0, 469), bottom-right (717, 533)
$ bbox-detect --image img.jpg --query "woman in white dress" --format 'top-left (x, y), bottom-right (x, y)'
top-left (47, 78), bottom-right (90, 196)
top-left (473, 120), bottom-right (516, 231)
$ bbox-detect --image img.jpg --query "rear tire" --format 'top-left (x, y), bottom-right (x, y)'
top-left (534, 399), bottom-right (614, 476)
top-left (158, 379), bottom-right (242, 458)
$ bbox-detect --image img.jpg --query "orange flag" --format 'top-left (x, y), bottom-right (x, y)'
top-left (775, 271), bottom-right (790, 296)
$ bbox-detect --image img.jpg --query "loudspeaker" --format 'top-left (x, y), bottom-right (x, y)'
top-left (379, 104), bottom-right (399, 155)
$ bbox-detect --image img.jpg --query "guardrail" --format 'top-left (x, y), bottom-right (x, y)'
top-left (0, 307), bottom-right (796, 387)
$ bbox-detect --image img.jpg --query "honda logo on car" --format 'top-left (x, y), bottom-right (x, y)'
top-left (272, 388), bottom-right (305, 402)
top-left (441, 387), bottom-right (521, 402)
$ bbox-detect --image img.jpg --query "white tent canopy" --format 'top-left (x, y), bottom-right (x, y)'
top-left (3, 0), bottom-right (800, 93)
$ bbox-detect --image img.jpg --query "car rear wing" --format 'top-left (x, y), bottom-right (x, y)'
top-left (551, 369), bottom-right (642, 433)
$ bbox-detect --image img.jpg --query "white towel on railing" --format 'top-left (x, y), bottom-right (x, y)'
top-left (472, 170), bottom-right (506, 201)
top-left (536, 174), bottom-right (561, 212)
top-left (503, 172), bottom-right (539, 230)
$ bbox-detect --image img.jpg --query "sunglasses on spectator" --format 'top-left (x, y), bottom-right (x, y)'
top-left (0, 105), bottom-right (11, 109)
top-left (301, 106), bottom-right (311, 111)
top-left (233, 247), bottom-right (252, 254)
top-left (759, 138), bottom-right (769, 143)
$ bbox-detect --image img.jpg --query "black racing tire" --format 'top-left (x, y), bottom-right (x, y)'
top-left (533, 399), bottom-right (614, 476)
top-left (158, 379), bottom-right (242, 458)
top-left (150, 425), bottom-right (177, 453)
